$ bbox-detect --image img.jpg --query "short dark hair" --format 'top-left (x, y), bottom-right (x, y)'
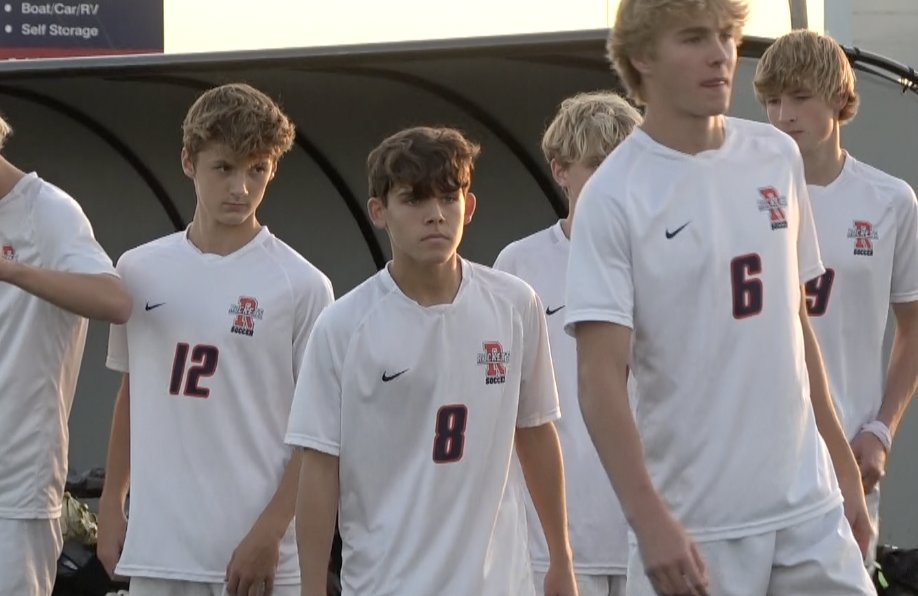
top-left (367, 126), bottom-right (481, 204)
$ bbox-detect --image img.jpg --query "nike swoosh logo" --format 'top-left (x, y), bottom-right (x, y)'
top-left (545, 305), bottom-right (565, 316)
top-left (665, 222), bottom-right (690, 239)
top-left (145, 302), bottom-right (165, 311)
top-left (382, 369), bottom-right (408, 382)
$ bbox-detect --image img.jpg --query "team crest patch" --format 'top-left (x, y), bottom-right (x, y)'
top-left (757, 187), bottom-right (788, 230)
top-left (477, 341), bottom-right (510, 385)
top-left (228, 296), bottom-right (264, 336)
top-left (1, 245), bottom-right (15, 261)
top-left (848, 220), bottom-right (878, 256)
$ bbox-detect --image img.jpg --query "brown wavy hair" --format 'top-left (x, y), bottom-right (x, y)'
top-left (182, 83), bottom-right (295, 161)
top-left (368, 127), bottom-right (481, 204)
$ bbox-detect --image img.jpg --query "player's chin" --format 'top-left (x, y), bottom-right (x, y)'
top-left (217, 211), bottom-right (255, 226)
top-left (414, 247), bottom-right (457, 265)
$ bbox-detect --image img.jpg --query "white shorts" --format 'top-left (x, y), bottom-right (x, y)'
top-left (626, 505), bottom-right (875, 595)
top-left (128, 577), bottom-right (301, 596)
top-left (130, 577), bottom-right (300, 596)
top-left (0, 517), bottom-right (63, 596)
top-left (533, 571), bottom-right (626, 596)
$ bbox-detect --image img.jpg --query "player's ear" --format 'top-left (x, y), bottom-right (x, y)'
top-left (550, 159), bottom-right (568, 190)
top-left (181, 147), bottom-right (196, 179)
top-left (464, 191), bottom-right (477, 225)
top-left (630, 47), bottom-right (654, 77)
top-left (831, 93), bottom-right (847, 118)
top-left (367, 196), bottom-right (387, 230)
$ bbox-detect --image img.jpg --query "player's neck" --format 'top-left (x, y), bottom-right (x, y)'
top-left (388, 253), bottom-right (462, 307)
top-left (801, 133), bottom-right (845, 187)
top-left (187, 214), bottom-right (262, 257)
top-left (0, 156), bottom-right (26, 201)
top-left (640, 108), bottom-right (726, 155)
top-left (560, 217), bottom-right (572, 240)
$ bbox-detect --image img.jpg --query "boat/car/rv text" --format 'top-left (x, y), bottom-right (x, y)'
top-left (20, 3), bottom-right (100, 16)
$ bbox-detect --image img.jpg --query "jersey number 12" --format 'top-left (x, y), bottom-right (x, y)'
top-left (169, 343), bottom-right (220, 398)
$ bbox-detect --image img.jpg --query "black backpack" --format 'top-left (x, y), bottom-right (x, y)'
top-left (876, 545), bottom-right (918, 595)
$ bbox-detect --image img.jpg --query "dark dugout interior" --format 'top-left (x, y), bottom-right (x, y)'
top-left (1, 29), bottom-right (916, 546)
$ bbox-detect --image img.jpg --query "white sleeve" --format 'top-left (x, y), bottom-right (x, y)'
top-left (292, 271), bottom-right (335, 382)
top-left (285, 312), bottom-right (343, 456)
top-left (891, 184), bottom-right (918, 303)
top-left (106, 258), bottom-right (129, 372)
top-left (35, 188), bottom-right (116, 276)
top-left (492, 244), bottom-right (516, 274)
top-left (794, 156), bottom-right (825, 284)
top-left (564, 176), bottom-right (633, 335)
top-left (517, 288), bottom-right (560, 428)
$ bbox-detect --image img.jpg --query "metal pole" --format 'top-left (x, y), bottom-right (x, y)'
top-left (789, 0), bottom-right (809, 29)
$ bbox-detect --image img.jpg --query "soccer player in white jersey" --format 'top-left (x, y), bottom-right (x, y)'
top-left (564, 1), bottom-right (877, 595)
top-left (96, 84), bottom-right (333, 596)
top-left (495, 91), bottom-right (642, 596)
top-left (755, 30), bottom-right (918, 568)
top-left (287, 126), bottom-right (578, 596)
top-left (0, 114), bottom-right (131, 596)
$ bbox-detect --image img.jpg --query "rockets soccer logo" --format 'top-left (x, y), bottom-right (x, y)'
top-left (228, 296), bottom-right (264, 336)
top-left (477, 341), bottom-right (510, 385)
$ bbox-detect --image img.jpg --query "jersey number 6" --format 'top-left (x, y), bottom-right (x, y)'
top-left (731, 253), bottom-right (764, 319)
top-left (169, 343), bottom-right (220, 398)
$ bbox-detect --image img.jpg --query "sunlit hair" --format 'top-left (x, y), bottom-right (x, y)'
top-left (754, 30), bottom-right (859, 124)
top-left (541, 91), bottom-right (643, 168)
top-left (367, 126), bottom-right (481, 205)
top-left (608, 0), bottom-right (749, 105)
top-left (0, 113), bottom-right (12, 151)
top-left (182, 83), bottom-right (296, 161)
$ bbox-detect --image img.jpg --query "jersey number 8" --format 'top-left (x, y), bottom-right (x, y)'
top-left (432, 405), bottom-right (468, 464)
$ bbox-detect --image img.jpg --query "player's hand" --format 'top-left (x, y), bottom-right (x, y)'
top-left (542, 558), bottom-right (578, 596)
top-left (96, 498), bottom-right (128, 581)
top-left (0, 254), bottom-right (19, 283)
top-left (634, 509), bottom-right (709, 596)
top-left (225, 522), bottom-right (281, 596)
top-left (851, 431), bottom-right (887, 495)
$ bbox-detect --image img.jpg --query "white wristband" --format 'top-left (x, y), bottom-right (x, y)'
top-left (860, 420), bottom-right (892, 453)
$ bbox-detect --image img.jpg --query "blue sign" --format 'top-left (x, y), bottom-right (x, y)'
top-left (0, 0), bottom-right (163, 58)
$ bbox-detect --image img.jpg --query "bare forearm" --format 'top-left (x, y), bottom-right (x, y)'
top-left (800, 307), bottom-right (859, 477)
top-left (575, 322), bottom-right (666, 533)
top-left (296, 449), bottom-right (339, 596)
top-left (515, 423), bottom-right (572, 562)
top-left (878, 310), bottom-right (918, 437)
top-left (579, 364), bottom-right (663, 530)
top-left (100, 375), bottom-right (131, 512)
top-left (4, 264), bottom-right (131, 323)
top-left (253, 449), bottom-right (303, 541)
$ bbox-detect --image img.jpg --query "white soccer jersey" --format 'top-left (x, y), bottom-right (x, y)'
top-left (107, 227), bottom-right (333, 583)
top-left (0, 173), bottom-right (116, 519)
top-left (565, 118), bottom-right (841, 541)
top-left (495, 221), bottom-right (628, 575)
top-left (806, 154), bottom-right (918, 439)
top-left (286, 259), bottom-right (560, 596)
